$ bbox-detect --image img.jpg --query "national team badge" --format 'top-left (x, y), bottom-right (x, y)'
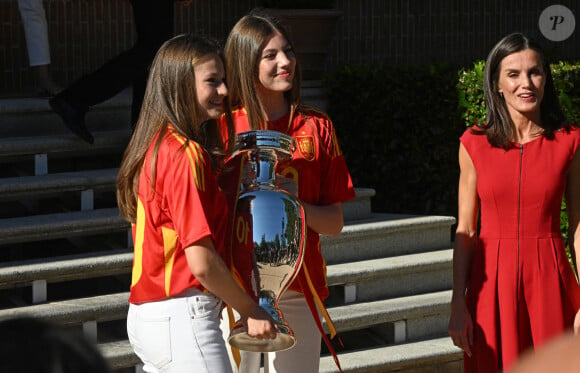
top-left (296, 135), bottom-right (315, 161)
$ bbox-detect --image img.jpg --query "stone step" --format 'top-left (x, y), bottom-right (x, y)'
top-left (0, 291), bottom-right (450, 336)
top-left (0, 202), bottom-right (384, 248)
top-left (0, 166), bottom-right (372, 221)
top-left (0, 248), bottom-right (451, 304)
top-left (324, 290), bottom-right (451, 342)
top-left (341, 187), bottom-right (374, 221)
top-left (99, 340), bottom-right (140, 372)
top-left (322, 213), bottom-right (455, 264)
top-left (0, 211), bottom-right (449, 272)
top-left (0, 86), bottom-right (329, 137)
top-left (0, 290), bottom-right (453, 371)
top-left (0, 207), bottom-right (129, 246)
top-left (327, 249), bottom-right (452, 303)
top-left (0, 249), bottom-right (132, 290)
top-left (0, 291), bottom-right (129, 325)
top-left (319, 337), bottom-right (462, 373)
top-left (0, 168), bottom-right (118, 201)
top-left (0, 91), bottom-right (131, 137)
top-left (0, 208), bottom-right (451, 274)
top-left (99, 336), bottom-right (463, 373)
top-left (0, 131), bottom-right (130, 175)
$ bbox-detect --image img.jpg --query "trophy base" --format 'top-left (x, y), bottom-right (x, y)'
top-left (228, 322), bottom-right (296, 352)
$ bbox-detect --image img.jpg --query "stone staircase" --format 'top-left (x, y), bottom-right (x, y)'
top-left (0, 91), bottom-right (462, 372)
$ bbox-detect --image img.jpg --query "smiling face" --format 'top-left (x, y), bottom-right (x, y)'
top-left (256, 31), bottom-right (296, 96)
top-left (497, 48), bottom-right (546, 120)
top-left (194, 55), bottom-right (228, 122)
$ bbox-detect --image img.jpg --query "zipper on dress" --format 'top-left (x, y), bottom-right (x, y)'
top-left (516, 144), bottom-right (523, 297)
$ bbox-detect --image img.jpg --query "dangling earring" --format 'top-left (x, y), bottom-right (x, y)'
top-left (499, 91), bottom-right (504, 99)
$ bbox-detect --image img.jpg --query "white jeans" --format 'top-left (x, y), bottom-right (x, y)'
top-left (221, 290), bottom-right (322, 373)
top-left (17, 0), bottom-right (51, 66)
top-left (127, 288), bottom-right (233, 373)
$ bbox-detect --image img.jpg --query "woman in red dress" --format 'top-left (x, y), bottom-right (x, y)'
top-left (448, 32), bottom-right (580, 372)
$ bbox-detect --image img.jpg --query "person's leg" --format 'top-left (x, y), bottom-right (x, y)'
top-left (265, 291), bottom-right (321, 373)
top-left (56, 0), bottom-right (173, 112)
top-left (50, 0), bottom-right (173, 142)
top-left (17, 0), bottom-right (50, 67)
top-left (30, 65), bottom-right (61, 95)
top-left (17, 0), bottom-right (60, 95)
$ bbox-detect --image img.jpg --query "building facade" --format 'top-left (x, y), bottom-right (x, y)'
top-left (1, 0), bottom-right (579, 96)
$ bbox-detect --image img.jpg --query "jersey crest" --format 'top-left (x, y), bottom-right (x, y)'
top-left (296, 135), bottom-right (315, 161)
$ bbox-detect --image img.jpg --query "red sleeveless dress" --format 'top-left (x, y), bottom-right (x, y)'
top-left (460, 126), bottom-right (580, 373)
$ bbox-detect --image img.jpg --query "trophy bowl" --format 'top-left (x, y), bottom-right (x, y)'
top-left (227, 130), bottom-right (306, 352)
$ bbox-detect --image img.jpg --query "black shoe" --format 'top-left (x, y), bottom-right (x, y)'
top-left (49, 96), bottom-right (94, 144)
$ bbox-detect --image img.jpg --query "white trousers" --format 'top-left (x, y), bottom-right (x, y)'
top-left (127, 288), bottom-right (233, 373)
top-left (221, 290), bottom-right (322, 373)
top-left (17, 0), bottom-right (51, 66)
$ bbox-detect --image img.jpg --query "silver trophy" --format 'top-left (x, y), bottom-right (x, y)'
top-left (227, 130), bottom-right (306, 352)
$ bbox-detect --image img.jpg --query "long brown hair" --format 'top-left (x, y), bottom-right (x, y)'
top-left (479, 32), bottom-right (568, 149)
top-left (116, 34), bottom-right (233, 223)
top-left (224, 8), bottom-right (303, 132)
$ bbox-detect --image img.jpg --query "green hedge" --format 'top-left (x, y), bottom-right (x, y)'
top-left (324, 61), bottom-right (580, 240)
top-left (324, 65), bottom-right (464, 217)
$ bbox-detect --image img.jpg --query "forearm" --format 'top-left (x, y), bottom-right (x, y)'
top-left (568, 200), bottom-right (580, 274)
top-left (451, 233), bottom-right (476, 303)
top-left (302, 202), bottom-right (344, 236)
top-left (185, 242), bottom-right (258, 318)
top-left (566, 149), bottom-right (580, 276)
top-left (276, 176), bottom-right (344, 236)
top-left (571, 222), bottom-right (580, 279)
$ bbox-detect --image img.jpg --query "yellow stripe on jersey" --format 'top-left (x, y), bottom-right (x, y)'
top-left (161, 226), bottom-right (178, 296)
top-left (131, 198), bottom-right (146, 288)
top-left (171, 132), bottom-right (206, 192)
top-left (330, 128), bottom-right (343, 158)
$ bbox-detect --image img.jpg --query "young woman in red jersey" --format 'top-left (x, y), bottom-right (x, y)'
top-left (116, 34), bottom-right (277, 373)
top-left (219, 9), bottom-right (355, 373)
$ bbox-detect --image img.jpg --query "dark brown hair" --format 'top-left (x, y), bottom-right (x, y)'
top-left (478, 32), bottom-right (568, 149)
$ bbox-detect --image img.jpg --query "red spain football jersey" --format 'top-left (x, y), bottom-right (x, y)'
top-left (219, 108), bottom-right (355, 300)
top-left (129, 124), bottom-right (230, 304)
